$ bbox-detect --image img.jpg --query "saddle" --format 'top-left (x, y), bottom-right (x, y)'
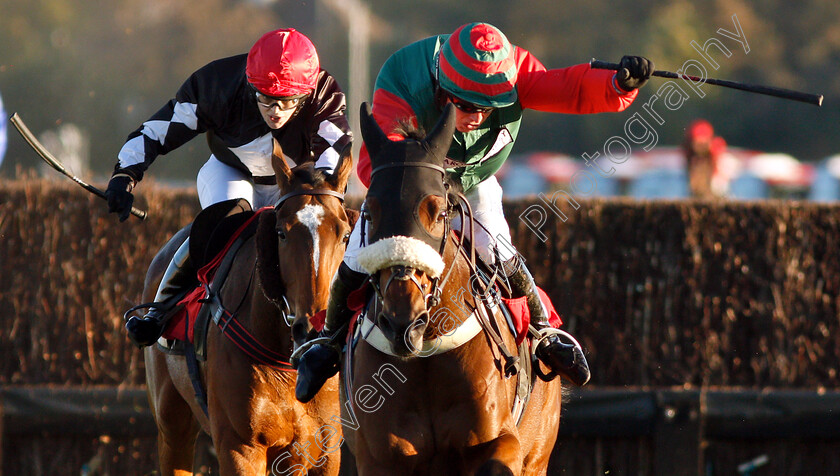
top-left (157, 201), bottom-right (296, 416)
top-left (190, 198), bottom-right (255, 270)
top-left (159, 199), bottom-right (257, 351)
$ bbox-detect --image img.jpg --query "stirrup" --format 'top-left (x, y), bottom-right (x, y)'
top-left (532, 327), bottom-right (583, 351)
top-left (290, 335), bottom-right (334, 363)
top-left (123, 301), bottom-right (166, 322)
top-left (531, 327), bottom-right (583, 382)
top-left (290, 320), bottom-right (349, 366)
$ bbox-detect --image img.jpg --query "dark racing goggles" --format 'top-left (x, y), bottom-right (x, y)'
top-left (253, 91), bottom-right (308, 111)
top-left (445, 93), bottom-right (495, 114)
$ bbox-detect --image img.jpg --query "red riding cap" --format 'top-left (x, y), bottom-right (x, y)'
top-left (687, 119), bottom-right (714, 141)
top-left (246, 28), bottom-right (319, 97)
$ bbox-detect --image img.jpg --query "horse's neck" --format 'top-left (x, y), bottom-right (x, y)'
top-left (237, 253), bottom-right (294, 356)
top-left (425, 235), bottom-right (479, 337)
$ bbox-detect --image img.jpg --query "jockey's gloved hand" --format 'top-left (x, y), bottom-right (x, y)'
top-left (616, 56), bottom-right (654, 91)
top-left (106, 173), bottom-right (135, 222)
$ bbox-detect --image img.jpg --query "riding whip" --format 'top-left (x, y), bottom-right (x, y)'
top-left (9, 112), bottom-right (148, 220)
top-left (590, 59), bottom-right (824, 106)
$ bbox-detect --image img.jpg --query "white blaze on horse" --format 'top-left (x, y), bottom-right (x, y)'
top-left (142, 141), bottom-right (354, 475)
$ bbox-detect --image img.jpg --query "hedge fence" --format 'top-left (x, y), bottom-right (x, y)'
top-left (1, 178), bottom-right (839, 388)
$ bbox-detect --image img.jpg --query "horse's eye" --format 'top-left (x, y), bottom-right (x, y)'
top-left (437, 211), bottom-right (447, 222)
top-left (343, 232), bottom-right (351, 244)
top-left (277, 229), bottom-right (287, 241)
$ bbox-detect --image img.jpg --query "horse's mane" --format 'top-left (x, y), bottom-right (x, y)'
top-left (392, 119), bottom-right (464, 195)
top-left (291, 162), bottom-right (328, 187)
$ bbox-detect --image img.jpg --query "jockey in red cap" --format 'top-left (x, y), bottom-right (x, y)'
top-left (295, 22), bottom-right (654, 402)
top-left (108, 28), bottom-right (352, 347)
top-left (684, 119), bottom-right (728, 197)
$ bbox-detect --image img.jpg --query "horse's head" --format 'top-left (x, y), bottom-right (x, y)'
top-left (265, 140), bottom-right (354, 347)
top-left (356, 103), bottom-right (457, 357)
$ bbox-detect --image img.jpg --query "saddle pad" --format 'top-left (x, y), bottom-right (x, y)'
top-left (161, 286), bottom-right (205, 342)
top-left (161, 208), bottom-right (269, 342)
top-left (500, 286), bottom-right (563, 345)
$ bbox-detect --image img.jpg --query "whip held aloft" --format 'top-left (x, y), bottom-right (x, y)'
top-left (9, 113), bottom-right (147, 220)
top-left (590, 59), bottom-right (823, 106)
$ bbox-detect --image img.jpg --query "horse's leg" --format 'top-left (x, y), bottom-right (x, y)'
top-left (214, 435), bottom-right (267, 475)
top-left (146, 347), bottom-right (201, 475)
top-left (469, 432), bottom-right (522, 476)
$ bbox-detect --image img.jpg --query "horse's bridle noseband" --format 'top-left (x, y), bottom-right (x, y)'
top-left (367, 161), bottom-right (454, 312)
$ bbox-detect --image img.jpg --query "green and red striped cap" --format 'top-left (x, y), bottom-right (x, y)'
top-left (437, 22), bottom-right (518, 108)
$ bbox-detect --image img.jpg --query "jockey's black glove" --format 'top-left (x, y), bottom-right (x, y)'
top-left (106, 174), bottom-right (135, 222)
top-left (616, 56), bottom-right (654, 91)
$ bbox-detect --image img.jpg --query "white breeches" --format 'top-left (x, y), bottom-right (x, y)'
top-left (196, 156), bottom-right (281, 209)
top-left (343, 176), bottom-right (517, 274)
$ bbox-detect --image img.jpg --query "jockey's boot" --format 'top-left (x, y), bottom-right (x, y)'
top-left (295, 262), bottom-right (367, 403)
top-left (126, 239), bottom-right (196, 347)
top-left (505, 257), bottom-right (591, 386)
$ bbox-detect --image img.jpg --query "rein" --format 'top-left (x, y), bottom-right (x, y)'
top-left (366, 161), bottom-right (520, 374)
top-left (450, 193), bottom-right (520, 376)
top-left (210, 188), bottom-right (346, 369)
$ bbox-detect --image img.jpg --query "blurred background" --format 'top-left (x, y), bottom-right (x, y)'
top-left (3, 3), bottom-right (840, 473)
top-left (0, 0), bottom-right (838, 198)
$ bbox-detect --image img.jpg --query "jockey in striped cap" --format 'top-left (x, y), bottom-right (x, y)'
top-left (295, 22), bottom-right (654, 402)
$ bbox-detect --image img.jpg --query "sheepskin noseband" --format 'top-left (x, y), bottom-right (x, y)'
top-left (357, 235), bottom-right (446, 278)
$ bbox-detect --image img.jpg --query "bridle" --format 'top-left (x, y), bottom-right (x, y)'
top-left (272, 187), bottom-right (346, 326)
top-left (275, 188), bottom-right (345, 209)
top-left (363, 160), bottom-right (522, 370)
top-left (366, 161), bottom-right (471, 312)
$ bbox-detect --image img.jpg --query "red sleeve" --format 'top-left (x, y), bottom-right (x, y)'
top-left (515, 48), bottom-right (637, 114)
top-left (357, 88), bottom-right (418, 188)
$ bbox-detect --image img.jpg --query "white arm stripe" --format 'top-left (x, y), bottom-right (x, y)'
top-left (315, 147), bottom-right (340, 173)
top-left (318, 119), bottom-right (345, 146)
top-left (141, 120), bottom-right (171, 146)
top-left (172, 102), bottom-right (199, 130)
top-left (117, 135), bottom-right (147, 168)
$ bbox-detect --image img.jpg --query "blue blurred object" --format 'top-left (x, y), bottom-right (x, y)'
top-left (500, 163), bottom-right (548, 198)
top-left (729, 172), bottom-right (769, 199)
top-left (628, 169), bottom-right (689, 199)
top-left (590, 174), bottom-right (619, 197)
top-left (808, 165), bottom-right (840, 202)
top-left (0, 91), bottom-right (6, 170)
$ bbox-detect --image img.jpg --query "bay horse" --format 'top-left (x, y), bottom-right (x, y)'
top-left (142, 142), bottom-right (353, 475)
top-left (341, 104), bottom-right (562, 475)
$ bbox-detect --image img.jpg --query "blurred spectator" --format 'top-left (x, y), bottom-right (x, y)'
top-left (0, 91), bottom-right (6, 169)
top-left (682, 119), bottom-right (727, 198)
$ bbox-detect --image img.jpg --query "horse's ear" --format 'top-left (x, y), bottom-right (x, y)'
top-left (424, 103), bottom-right (457, 163)
top-left (344, 207), bottom-right (360, 228)
top-left (271, 138), bottom-right (293, 191)
top-left (359, 102), bottom-right (387, 164)
top-left (328, 148), bottom-right (353, 191)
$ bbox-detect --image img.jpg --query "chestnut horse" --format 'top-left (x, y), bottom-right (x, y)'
top-left (341, 104), bottom-right (562, 476)
top-left (142, 143), bottom-right (353, 475)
